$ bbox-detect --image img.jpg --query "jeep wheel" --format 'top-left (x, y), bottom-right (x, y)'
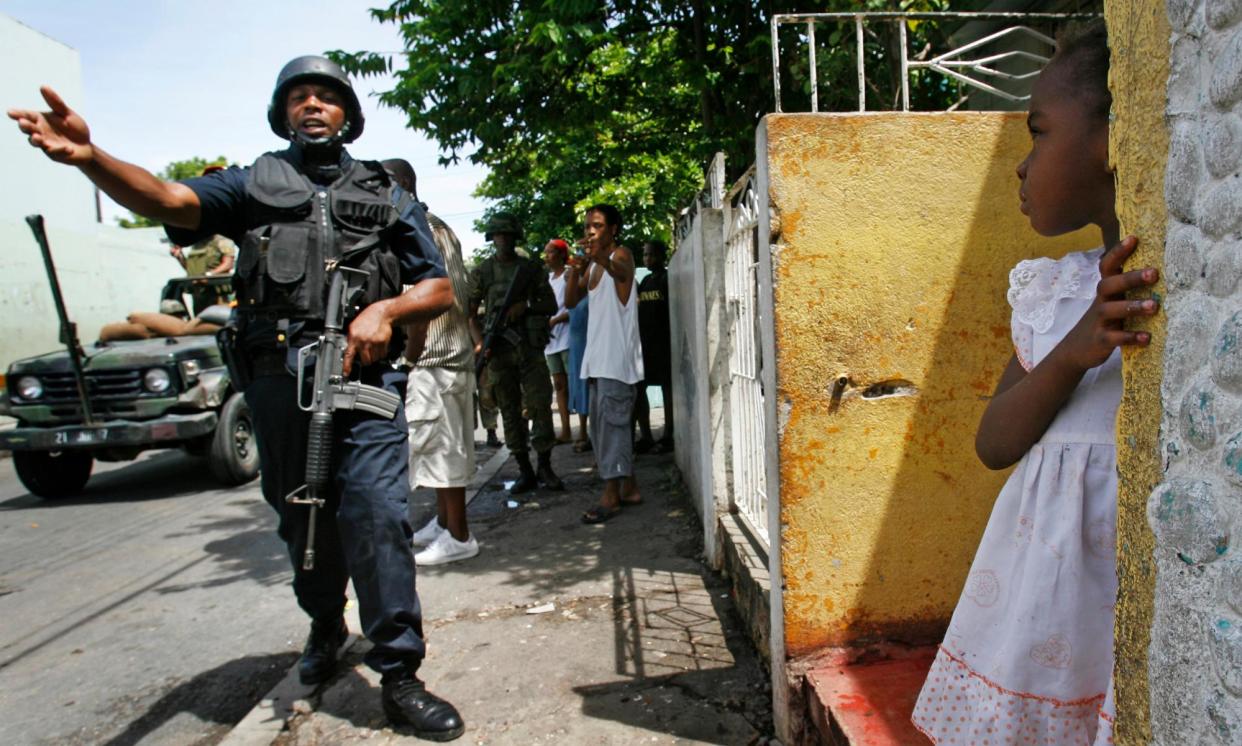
top-left (208, 393), bottom-right (260, 486)
top-left (14, 450), bottom-right (93, 499)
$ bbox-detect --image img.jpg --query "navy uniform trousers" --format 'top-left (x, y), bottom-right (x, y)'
top-left (244, 363), bottom-right (424, 676)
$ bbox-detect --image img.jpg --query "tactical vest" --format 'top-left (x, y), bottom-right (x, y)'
top-left (234, 151), bottom-right (405, 323)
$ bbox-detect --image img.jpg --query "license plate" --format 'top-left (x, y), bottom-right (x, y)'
top-left (53, 428), bottom-right (108, 446)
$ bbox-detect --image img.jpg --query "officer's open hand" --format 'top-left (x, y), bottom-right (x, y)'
top-left (7, 87), bottom-right (94, 166)
top-left (343, 303), bottom-right (393, 376)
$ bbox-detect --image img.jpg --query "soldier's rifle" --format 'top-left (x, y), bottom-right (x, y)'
top-left (474, 262), bottom-right (534, 380)
top-left (287, 263), bottom-right (402, 570)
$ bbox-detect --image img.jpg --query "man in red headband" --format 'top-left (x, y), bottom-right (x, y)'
top-left (543, 239), bottom-right (573, 443)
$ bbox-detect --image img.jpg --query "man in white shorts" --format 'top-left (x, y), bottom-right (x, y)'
top-left (383, 159), bottom-right (479, 566)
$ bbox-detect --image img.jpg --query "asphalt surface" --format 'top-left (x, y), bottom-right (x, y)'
top-left (0, 434), bottom-right (503, 746)
top-left (0, 449), bottom-right (302, 746)
top-left (0, 413), bottom-right (775, 745)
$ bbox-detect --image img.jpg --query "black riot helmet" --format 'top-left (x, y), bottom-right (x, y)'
top-left (267, 55), bottom-right (365, 145)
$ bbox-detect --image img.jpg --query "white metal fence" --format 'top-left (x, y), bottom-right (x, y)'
top-left (770, 11), bottom-right (1093, 113)
top-left (723, 169), bottom-right (768, 544)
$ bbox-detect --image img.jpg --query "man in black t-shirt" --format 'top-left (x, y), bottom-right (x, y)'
top-left (634, 239), bottom-right (673, 453)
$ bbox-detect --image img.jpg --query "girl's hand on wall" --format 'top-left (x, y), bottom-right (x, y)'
top-left (1059, 236), bottom-right (1160, 371)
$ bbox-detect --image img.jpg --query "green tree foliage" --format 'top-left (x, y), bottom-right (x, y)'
top-left (330, 0), bottom-right (1063, 250)
top-left (118, 156), bottom-right (232, 228)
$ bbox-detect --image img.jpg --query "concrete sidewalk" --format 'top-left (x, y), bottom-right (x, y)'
top-left (223, 431), bottom-right (774, 745)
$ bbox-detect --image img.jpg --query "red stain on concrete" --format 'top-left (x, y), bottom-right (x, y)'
top-left (805, 646), bottom-right (936, 745)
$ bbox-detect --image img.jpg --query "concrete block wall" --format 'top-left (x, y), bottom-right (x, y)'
top-left (669, 206), bottom-right (730, 566)
top-left (1146, 1), bottom-right (1242, 741)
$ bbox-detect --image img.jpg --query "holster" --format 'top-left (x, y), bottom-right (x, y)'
top-left (216, 321), bottom-right (253, 392)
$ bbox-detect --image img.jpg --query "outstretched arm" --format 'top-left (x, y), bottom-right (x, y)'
top-left (8, 86), bottom-right (201, 229)
top-left (975, 237), bottom-right (1159, 469)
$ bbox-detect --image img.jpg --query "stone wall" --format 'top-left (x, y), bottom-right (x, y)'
top-left (1146, 1), bottom-right (1242, 741)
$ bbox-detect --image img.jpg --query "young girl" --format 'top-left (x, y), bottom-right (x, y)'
top-left (911, 22), bottom-right (1160, 744)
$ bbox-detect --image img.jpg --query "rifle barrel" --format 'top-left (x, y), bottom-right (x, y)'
top-left (25, 214), bottom-right (96, 425)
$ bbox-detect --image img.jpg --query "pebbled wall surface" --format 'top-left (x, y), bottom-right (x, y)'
top-left (1141, 1), bottom-right (1242, 743)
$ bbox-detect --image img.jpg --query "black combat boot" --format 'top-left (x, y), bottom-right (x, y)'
top-left (298, 617), bottom-right (348, 686)
top-left (536, 450), bottom-right (565, 491)
top-left (509, 451), bottom-right (538, 494)
top-left (485, 428), bottom-right (501, 447)
top-left (381, 668), bottom-right (465, 741)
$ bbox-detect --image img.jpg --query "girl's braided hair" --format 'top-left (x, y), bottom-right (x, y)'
top-left (1048, 19), bottom-right (1112, 123)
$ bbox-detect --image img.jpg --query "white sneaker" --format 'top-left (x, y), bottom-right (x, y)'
top-left (415, 530), bottom-right (479, 566)
top-left (411, 517), bottom-right (446, 548)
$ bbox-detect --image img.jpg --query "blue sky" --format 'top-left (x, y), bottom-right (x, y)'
top-left (1, 0), bottom-right (491, 252)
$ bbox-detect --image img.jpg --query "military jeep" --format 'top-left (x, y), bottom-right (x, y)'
top-left (0, 276), bottom-right (259, 498)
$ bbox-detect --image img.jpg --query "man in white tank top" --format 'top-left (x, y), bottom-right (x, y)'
top-left (564, 204), bottom-right (644, 523)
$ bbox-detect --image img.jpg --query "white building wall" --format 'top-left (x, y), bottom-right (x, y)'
top-left (0, 15), bottom-right (174, 372)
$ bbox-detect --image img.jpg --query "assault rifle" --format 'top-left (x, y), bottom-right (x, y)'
top-left (474, 262), bottom-right (534, 379)
top-left (287, 264), bottom-right (402, 570)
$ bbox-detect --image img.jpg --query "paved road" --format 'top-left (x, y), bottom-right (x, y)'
top-left (0, 450), bottom-right (301, 745)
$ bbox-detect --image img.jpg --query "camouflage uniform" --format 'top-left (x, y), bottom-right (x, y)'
top-left (182, 234), bottom-right (236, 314)
top-left (468, 255), bottom-right (557, 456)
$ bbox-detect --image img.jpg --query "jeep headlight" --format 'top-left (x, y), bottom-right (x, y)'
top-left (179, 360), bottom-right (202, 386)
top-left (16, 375), bottom-right (43, 400)
top-left (143, 368), bottom-right (172, 394)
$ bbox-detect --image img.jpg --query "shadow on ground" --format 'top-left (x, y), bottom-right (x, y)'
top-left (61, 652), bottom-right (299, 746)
top-left (0, 450), bottom-right (245, 510)
top-left (156, 496), bottom-right (291, 594)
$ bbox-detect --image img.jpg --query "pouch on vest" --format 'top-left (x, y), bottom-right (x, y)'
top-left (237, 155), bottom-right (319, 316)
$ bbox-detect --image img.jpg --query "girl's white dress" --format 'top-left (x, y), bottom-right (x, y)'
top-left (912, 248), bottom-right (1117, 745)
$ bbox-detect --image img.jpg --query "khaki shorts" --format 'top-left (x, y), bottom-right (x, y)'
top-left (545, 349), bottom-right (570, 376)
top-left (405, 366), bottom-right (477, 489)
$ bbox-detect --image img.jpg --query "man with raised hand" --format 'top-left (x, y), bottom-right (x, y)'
top-left (9, 57), bottom-right (465, 741)
top-left (564, 204), bottom-right (644, 524)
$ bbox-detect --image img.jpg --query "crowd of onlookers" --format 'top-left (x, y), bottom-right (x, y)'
top-left (156, 196), bottom-right (675, 567)
top-left (403, 197), bottom-right (675, 562)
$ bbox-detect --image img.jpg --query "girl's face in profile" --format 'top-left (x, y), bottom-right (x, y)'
top-left (1015, 63), bottom-right (1115, 237)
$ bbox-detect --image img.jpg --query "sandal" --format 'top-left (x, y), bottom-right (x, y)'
top-left (581, 504), bottom-right (623, 524)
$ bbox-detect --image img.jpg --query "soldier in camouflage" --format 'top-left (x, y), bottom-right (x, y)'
top-left (169, 233), bottom-right (235, 314)
top-left (468, 212), bottom-right (565, 493)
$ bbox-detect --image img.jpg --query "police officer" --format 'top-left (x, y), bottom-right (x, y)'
top-left (468, 213), bottom-right (565, 493)
top-left (10, 58), bottom-right (465, 740)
